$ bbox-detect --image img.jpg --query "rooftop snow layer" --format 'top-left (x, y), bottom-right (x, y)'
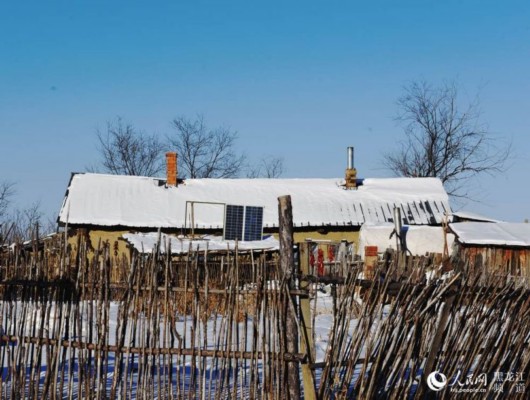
top-left (451, 211), bottom-right (500, 223)
top-left (58, 173), bottom-right (451, 229)
top-left (122, 232), bottom-right (279, 254)
top-left (450, 222), bottom-right (530, 247)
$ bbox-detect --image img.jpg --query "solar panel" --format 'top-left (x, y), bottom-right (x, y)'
top-left (224, 205), bottom-right (244, 240)
top-left (224, 205), bottom-right (264, 241)
top-left (244, 206), bottom-right (264, 241)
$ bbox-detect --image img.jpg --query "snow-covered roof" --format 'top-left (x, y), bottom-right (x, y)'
top-left (451, 211), bottom-right (500, 223)
top-left (450, 222), bottom-right (530, 247)
top-left (358, 223), bottom-right (454, 257)
top-left (58, 173), bottom-right (451, 229)
top-left (122, 232), bottom-right (279, 254)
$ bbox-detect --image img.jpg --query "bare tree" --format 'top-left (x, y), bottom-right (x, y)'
top-left (95, 117), bottom-right (165, 176)
top-left (0, 202), bottom-right (51, 244)
top-left (247, 156), bottom-right (285, 178)
top-left (11, 202), bottom-right (44, 241)
top-left (0, 181), bottom-right (15, 220)
top-left (169, 115), bottom-right (246, 178)
top-left (383, 81), bottom-right (511, 199)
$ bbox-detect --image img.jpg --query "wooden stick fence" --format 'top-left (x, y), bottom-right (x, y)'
top-left (0, 225), bottom-right (529, 398)
top-left (0, 234), bottom-right (303, 399)
top-left (312, 258), bottom-right (530, 399)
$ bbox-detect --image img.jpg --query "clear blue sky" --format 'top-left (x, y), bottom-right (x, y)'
top-left (1, 1), bottom-right (529, 223)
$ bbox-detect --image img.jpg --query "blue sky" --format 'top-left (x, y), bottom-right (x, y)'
top-left (1, 1), bottom-right (529, 223)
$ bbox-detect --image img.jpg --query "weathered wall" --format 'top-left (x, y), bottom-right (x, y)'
top-left (68, 226), bottom-right (360, 258)
top-left (68, 228), bottom-right (130, 257)
top-left (454, 244), bottom-right (530, 282)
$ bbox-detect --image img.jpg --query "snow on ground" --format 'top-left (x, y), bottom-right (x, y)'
top-left (0, 283), bottom-right (379, 398)
top-left (0, 293), bottom-right (342, 397)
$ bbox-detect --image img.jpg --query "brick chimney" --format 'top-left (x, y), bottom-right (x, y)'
top-left (166, 152), bottom-right (178, 186)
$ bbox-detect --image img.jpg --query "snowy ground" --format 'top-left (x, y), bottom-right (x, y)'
top-left (0, 285), bottom-right (362, 398)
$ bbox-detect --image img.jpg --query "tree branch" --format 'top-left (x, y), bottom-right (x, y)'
top-left (383, 80), bottom-right (511, 200)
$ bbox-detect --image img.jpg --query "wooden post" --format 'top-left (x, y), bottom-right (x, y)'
top-left (393, 206), bottom-right (402, 254)
top-left (299, 241), bottom-right (317, 400)
top-left (393, 206), bottom-right (406, 273)
top-left (278, 195), bottom-right (301, 399)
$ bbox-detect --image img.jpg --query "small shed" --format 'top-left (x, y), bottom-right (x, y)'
top-left (449, 222), bottom-right (530, 282)
top-left (358, 223), bottom-right (454, 258)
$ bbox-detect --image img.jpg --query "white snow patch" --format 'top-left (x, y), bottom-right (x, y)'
top-left (122, 232), bottom-right (279, 253)
top-left (358, 223), bottom-right (454, 257)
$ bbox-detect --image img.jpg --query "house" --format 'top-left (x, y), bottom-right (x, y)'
top-left (57, 151), bottom-right (451, 259)
top-left (449, 221), bottom-right (530, 282)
